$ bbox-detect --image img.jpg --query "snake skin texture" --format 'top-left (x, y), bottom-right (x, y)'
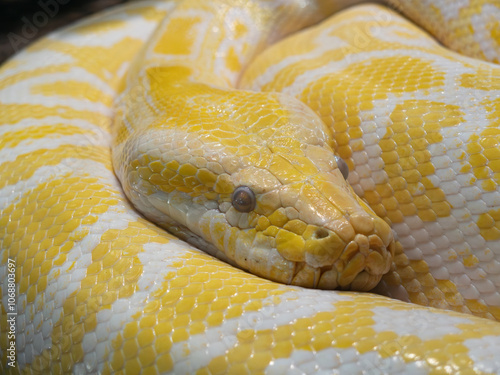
top-left (1, 0), bottom-right (500, 374)
top-left (112, 0), bottom-right (398, 292)
top-left (241, 1), bottom-right (500, 320)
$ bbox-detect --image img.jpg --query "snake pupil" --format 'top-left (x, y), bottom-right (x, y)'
top-left (335, 155), bottom-right (349, 180)
top-left (232, 186), bottom-right (256, 213)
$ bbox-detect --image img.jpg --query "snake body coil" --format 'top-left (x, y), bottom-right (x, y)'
top-left (2, 0), bottom-right (500, 373)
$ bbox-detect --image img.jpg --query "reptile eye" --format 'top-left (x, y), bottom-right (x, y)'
top-left (231, 186), bottom-right (256, 213)
top-left (335, 155), bottom-right (349, 179)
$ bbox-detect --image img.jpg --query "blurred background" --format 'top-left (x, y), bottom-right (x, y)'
top-left (0, 0), bottom-right (127, 63)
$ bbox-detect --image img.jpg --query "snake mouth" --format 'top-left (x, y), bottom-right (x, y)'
top-left (280, 216), bottom-right (395, 291)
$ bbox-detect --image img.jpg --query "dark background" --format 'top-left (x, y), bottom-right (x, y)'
top-left (0, 0), bottom-right (127, 64)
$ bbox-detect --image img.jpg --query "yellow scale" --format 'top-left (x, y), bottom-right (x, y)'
top-left (1, 1), bottom-right (500, 374)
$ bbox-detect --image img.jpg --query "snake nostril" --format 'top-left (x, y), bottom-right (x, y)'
top-left (315, 228), bottom-right (329, 239)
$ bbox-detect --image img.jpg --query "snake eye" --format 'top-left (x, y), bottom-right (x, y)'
top-left (335, 155), bottom-right (349, 179)
top-left (231, 186), bottom-right (256, 213)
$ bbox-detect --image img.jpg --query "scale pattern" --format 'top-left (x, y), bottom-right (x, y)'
top-left (0, 0), bottom-right (500, 374)
top-left (386, 0), bottom-right (500, 63)
top-left (111, 0), bottom-right (397, 292)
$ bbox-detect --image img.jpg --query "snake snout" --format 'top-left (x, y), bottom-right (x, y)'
top-left (287, 214), bottom-right (395, 291)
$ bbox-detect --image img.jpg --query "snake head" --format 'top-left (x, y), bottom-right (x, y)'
top-left (219, 157), bottom-right (395, 291)
top-left (116, 90), bottom-right (395, 291)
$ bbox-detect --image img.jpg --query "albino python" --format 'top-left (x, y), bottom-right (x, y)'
top-left (2, 0), bottom-right (500, 373)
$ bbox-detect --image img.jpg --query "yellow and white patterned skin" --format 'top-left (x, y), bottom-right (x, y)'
top-left (240, 2), bottom-right (500, 320)
top-left (1, 1), bottom-right (500, 374)
top-left (112, 0), bottom-right (397, 292)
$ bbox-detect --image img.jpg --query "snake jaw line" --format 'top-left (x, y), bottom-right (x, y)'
top-left (230, 182), bottom-right (396, 290)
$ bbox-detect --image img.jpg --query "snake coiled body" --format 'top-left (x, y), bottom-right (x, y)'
top-left (2, 0), bottom-right (500, 373)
